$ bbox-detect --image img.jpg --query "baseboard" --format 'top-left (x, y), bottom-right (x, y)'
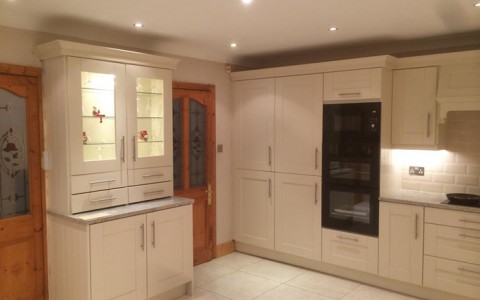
top-left (215, 240), bottom-right (235, 258)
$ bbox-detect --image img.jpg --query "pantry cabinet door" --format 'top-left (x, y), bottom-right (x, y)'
top-left (90, 215), bottom-right (147, 300)
top-left (275, 74), bottom-right (323, 176)
top-left (233, 79), bottom-right (275, 171)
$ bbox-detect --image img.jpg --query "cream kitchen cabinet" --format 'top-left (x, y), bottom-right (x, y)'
top-left (234, 169), bottom-right (275, 250)
top-left (275, 74), bottom-right (323, 176)
top-left (324, 68), bottom-right (382, 102)
top-left (35, 40), bottom-right (178, 214)
top-left (379, 202), bottom-right (424, 285)
top-left (233, 78), bottom-right (275, 172)
top-left (275, 173), bottom-right (321, 260)
top-left (48, 203), bottom-right (193, 300)
top-left (391, 67), bottom-right (438, 147)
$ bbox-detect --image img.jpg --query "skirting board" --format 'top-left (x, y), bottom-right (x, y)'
top-left (236, 242), bottom-right (473, 300)
top-left (215, 240), bottom-right (235, 258)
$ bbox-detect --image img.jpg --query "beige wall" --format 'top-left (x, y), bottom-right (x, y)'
top-left (0, 25), bottom-right (234, 244)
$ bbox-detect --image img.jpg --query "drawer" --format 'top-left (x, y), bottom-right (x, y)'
top-left (324, 68), bottom-right (382, 101)
top-left (322, 228), bottom-right (378, 274)
top-left (128, 182), bottom-right (173, 204)
top-left (71, 171), bottom-right (127, 194)
top-left (424, 255), bottom-right (480, 299)
top-left (71, 187), bottom-right (128, 214)
top-left (425, 223), bottom-right (480, 265)
top-left (425, 207), bottom-right (480, 231)
top-left (128, 166), bottom-right (173, 186)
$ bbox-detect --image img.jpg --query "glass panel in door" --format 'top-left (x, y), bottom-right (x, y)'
top-left (0, 89), bottom-right (29, 218)
top-left (81, 71), bottom-right (116, 162)
top-left (189, 99), bottom-right (206, 187)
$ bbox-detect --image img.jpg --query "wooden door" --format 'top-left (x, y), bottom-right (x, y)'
top-left (0, 64), bottom-right (46, 299)
top-left (173, 82), bottom-right (215, 265)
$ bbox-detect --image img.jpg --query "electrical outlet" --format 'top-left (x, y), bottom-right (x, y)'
top-left (409, 166), bottom-right (425, 176)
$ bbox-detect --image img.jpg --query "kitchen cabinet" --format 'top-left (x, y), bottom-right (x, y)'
top-left (379, 202), bottom-right (424, 285)
top-left (234, 169), bottom-right (274, 250)
top-left (391, 67), bottom-right (438, 147)
top-left (36, 40), bottom-right (178, 214)
top-left (48, 203), bottom-right (193, 300)
top-left (437, 62), bottom-right (480, 98)
top-left (275, 74), bottom-right (323, 176)
top-left (324, 68), bottom-right (382, 102)
top-left (322, 228), bottom-right (378, 274)
top-left (233, 78), bottom-right (275, 172)
top-left (275, 173), bottom-right (321, 260)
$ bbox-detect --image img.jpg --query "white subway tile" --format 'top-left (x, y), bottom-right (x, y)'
top-left (456, 153), bottom-right (480, 164)
top-left (468, 165), bottom-right (480, 176)
top-left (433, 174), bottom-right (455, 184)
top-left (466, 186), bottom-right (480, 195)
top-left (444, 164), bottom-right (467, 175)
top-left (443, 151), bottom-right (456, 163)
top-left (401, 181), bottom-right (422, 191)
top-left (456, 175), bottom-right (479, 186)
top-left (421, 183), bottom-right (443, 193)
top-left (443, 185), bottom-right (466, 194)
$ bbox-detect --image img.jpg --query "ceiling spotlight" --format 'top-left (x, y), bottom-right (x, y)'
top-left (242, 0), bottom-right (253, 4)
top-left (329, 27), bottom-right (338, 31)
top-left (230, 43), bottom-right (237, 48)
top-left (475, 2), bottom-right (480, 7)
top-left (133, 22), bottom-right (144, 28)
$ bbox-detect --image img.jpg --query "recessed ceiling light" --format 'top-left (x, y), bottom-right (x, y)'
top-left (230, 43), bottom-right (237, 48)
top-left (242, 0), bottom-right (253, 4)
top-left (133, 22), bottom-right (144, 28)
top-left (475, 2), bottom-right (480, 7)
top-left (329, 27), bottom-right (338, 31)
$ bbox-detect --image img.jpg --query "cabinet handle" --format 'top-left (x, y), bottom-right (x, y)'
top-left (89, 196), bottom-right (117, 203)
top-left (338, 92), bottom-right (361, 97)
top-left (337, 235), bottom-right (359, 242)
top-left (315, 148), bottom-right (319, 170)
top-left (268, 178), bottom-right (272, 199)
top-left (142, 173), bottom-right (164, 178)
top-left (315, 183), bottom-right (318, 205)
top-left (426, 113), bottom-right (431, 138)
top-left (459, 233), bottom-right (480, 240)
top-left (121, 136), bottom-right (125, 162)
top-left (140, 224), bottom-right (145, 250)
top-left (151, 221), bottom-right (156, 248)
top-left (458, 267), bottom-right (480, 276)
top-left (143, 189), bottom-right (165, 196)
top-left (132, 136), bottom-right (137, 161)
top-left (460, 219), bottom-right (480, 225)
top-left (268, 146), bottom-right (272, 167)
top-left (415, 214), bottom-right (419, 240)
top-left (89, 179), bottom-right (116, 185)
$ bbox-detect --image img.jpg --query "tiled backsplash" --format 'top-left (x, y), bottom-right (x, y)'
top-left (396, 111), bottom-right (480, 195)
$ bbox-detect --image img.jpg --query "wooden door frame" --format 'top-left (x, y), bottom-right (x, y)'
top-left (0, 63), bottom-right (46, 298)
top-left (173, 81), bottom-right (217, 260)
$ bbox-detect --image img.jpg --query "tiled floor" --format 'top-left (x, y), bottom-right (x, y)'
top-left (177, 252), bottom-right (421, 300)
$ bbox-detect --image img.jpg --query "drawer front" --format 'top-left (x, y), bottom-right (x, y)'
top-left (425, 207), bottom-right (480, 231)
top-left (128, 182), bottom-right (173, 204)
top-left (424, 255), bottom-right (480, 299)
top-left (71, 187), bottom-right (128, 214)
top-left (322, 228), bottom-right (378, 274)
top-left (71, 171), bottom-right (127, 194)
top-left (324, 68), bottom-right (382, 101)
top-left (425, 223), bottom-right (480, 265)
top-left (128, 166), bottom-right (173, 186)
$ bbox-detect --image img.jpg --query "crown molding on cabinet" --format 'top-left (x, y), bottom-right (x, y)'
top-left (34, 40), bottom-right (180, 70)
top-left (393, 50), bottom-right (480, 69)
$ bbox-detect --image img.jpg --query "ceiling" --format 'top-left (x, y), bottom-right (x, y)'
top-left (1, 0), bottom-right (480, 68)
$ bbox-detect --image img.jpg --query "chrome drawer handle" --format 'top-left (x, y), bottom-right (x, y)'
top-left (315, 148), bottom-right (319, 170)
top-left (415, 214), bottom-right (419, 240)
top-left (142, 174), bottom-right (164, 178)
top-left (140, 224), bottom-right (145, 251)
top-left (459, 233), bottom-right (480, 240)
top-left (268, 146), bottom-right (272, 166)
top-left (458, 267), bottom-right (480, 276)
top-left (132, 136), bottom-right (137, 161)
top-left (460, 219), bottom-right (480, 225)
top-left (90, 196), bottom-right (117, 203)
top-left (151, 221), bottom-right (156, 248)
top-left (121, 136), bottom-right (125, 162)
top-left (426, 113), bottom-right (431, 138)
top-left (314, 183), bottom-right (318, 205)
top-left (89, 179), bottom-right (116, 185)
top-left (143, 190), bottom-right (165, 196)
top-left (337, 235), bottom-right (359, 242)
top-left (338, 92), bottom-right (361, 97)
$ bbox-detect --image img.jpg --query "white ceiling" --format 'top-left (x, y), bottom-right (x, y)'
top-left (1, 0), bottom-right (480, 67)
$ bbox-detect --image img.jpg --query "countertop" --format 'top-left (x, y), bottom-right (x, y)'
top-left (48, 196), bottom-right (194, 225)
top-left (380, 191), bottom-right (480, 214)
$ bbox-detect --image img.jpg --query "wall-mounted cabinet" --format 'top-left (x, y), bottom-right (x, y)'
top-left (324, 68), bottom-right (382, 102)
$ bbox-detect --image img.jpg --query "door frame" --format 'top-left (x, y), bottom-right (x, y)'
top-left (0, 63), bottom-right (47, 298)
top-left (173, 81), bottom-right (217, 261)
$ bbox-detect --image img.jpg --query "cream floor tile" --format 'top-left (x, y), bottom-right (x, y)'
top-left (176, 288), bottom-right (232, 300)
top-left (194, 260), bottom-right (236, 287)
top-left (212, 252), bottom-right (263, 270)
top-left (240, 259), bottom-right (306, 283)
top-left (286, 271), bottom-right (360, 300)
top-left (341, 285), bottom-right (421, 300)
top-left (254, 284), bottom-right (335, 300)
top-left (200, 270), bottom-right (281, 300)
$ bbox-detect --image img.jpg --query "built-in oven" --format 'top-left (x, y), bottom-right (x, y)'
top-left (322, 102), bottom-right (381, 236)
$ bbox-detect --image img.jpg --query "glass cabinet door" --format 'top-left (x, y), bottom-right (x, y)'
top-left (127, 65), bottom-right (172, 169)
top-left (68, 57), bottom-right (126, 175)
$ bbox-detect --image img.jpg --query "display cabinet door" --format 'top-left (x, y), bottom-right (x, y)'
top-left (68, 57), bottom-right (127, 175)
top-left (126, 65), bottom-right (173, 170)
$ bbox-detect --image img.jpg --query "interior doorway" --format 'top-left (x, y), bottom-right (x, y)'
top-left (173, 82), bottom-right (216, 265)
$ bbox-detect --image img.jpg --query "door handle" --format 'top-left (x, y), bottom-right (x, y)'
top-left (415, 214), bottom-right (419, 240)
top-left (426, 113), bottom-right (431, 138)
top-left (268, 146), bottom-right (272, 166)
top-left (151, 221), bottom-right (156, 248)
top-left (121, 136), bottom-right (125, 162)
top-left (314, 183), bottom-right (318, 205)
top-left (205, 183), bottom-right (213, 206)
top-left (315, 148), bottom-right (319, 170)
top-left (140, 224), bottom-right (145, 250)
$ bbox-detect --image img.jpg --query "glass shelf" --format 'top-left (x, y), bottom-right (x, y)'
top-left (82, 115), bottom-right (115, 119)
top-left (83, 142), bottom-right (116, 146)
top-left (81, 87), bottom-right (114, 92)
top-left (137, 140), bottom-right (164, 144)
top-left (137, 91), bottom-right (163, 96)
top-left (137, 116), bottom-right (164, 119)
